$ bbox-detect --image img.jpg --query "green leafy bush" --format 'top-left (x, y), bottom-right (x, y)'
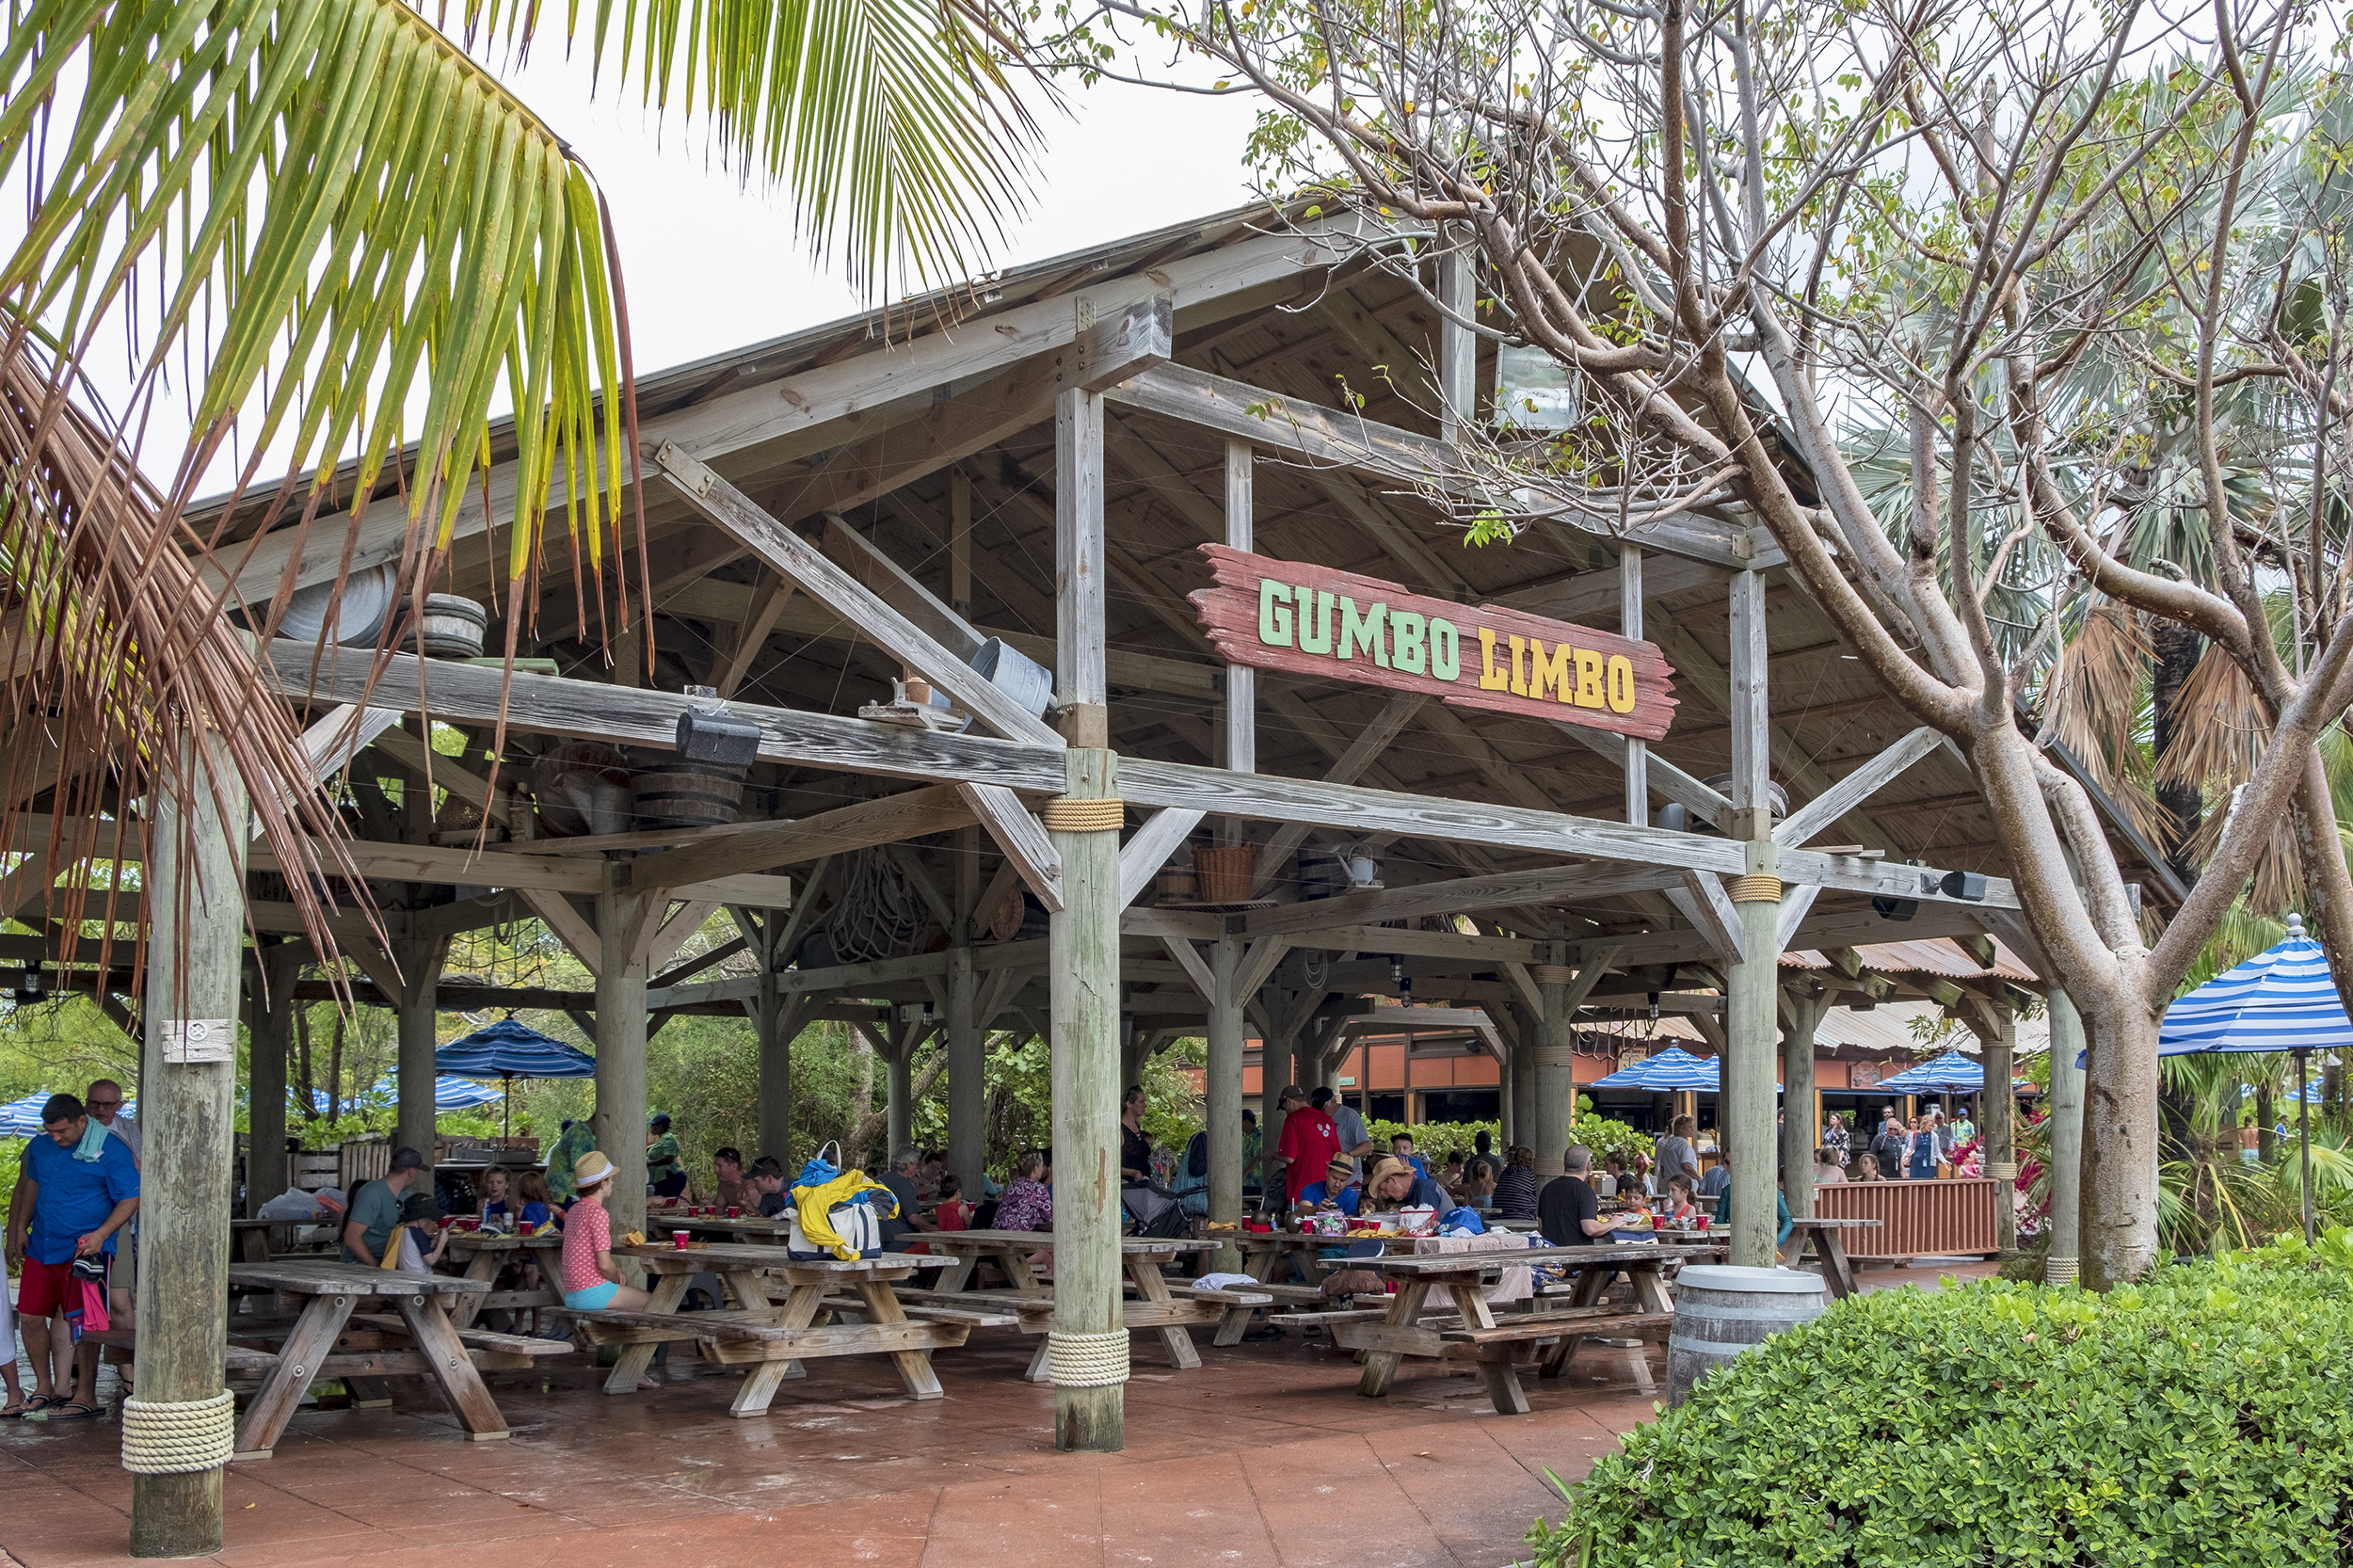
top-left (1530, 1230), bottom-right (2353, 1567)
top-left (1366, 1117), bottom-right (1497, 1163)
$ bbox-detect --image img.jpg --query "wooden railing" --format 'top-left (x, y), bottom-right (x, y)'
top-left (1812, 1176), bottom-right (2000, 1259)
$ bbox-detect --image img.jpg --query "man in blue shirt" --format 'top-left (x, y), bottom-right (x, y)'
top-left (4, 1093), bottom-right (140, 1418)
top-left (1295, 1156), bottom-right (1365, 1214)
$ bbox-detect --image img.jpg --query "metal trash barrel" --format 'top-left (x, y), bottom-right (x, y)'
top-left (1666, 1264), bottom-right (1826, 1407)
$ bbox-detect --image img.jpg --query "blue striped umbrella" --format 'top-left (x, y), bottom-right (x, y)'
top-left (435, 1018), bottom-right (596, 1080)
top-left (1589, 1047), bottom-right (1779, 1094)
top-left (1874, 1051), bottom-right (1984, 1093)
top-left (436, 1017), bottom-right (594, 1136)
top-left (300, 1075), bottom-right (504, 1113)
top-left (2154, 913), bottom-right (2346, 1243)
top-left (1, 1090), bottom-right (55, 1137)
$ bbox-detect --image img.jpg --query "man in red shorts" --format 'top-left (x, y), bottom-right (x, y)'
top-left (3, 1093), bottom-right (140, 1418)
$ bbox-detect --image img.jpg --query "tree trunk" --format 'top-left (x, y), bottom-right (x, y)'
top-left (2148, 617), bottom-right (2204, 888)
top-left (2078, 995), bottom-right (2164, 1288)
top-left (2256, 1080), bottom-right (2276, 1163)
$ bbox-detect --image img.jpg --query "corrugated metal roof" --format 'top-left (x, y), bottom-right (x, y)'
top-left (1782, 936), bottom-right (2036, 983)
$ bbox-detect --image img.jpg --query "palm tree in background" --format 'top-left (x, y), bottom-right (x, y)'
top-left (0, 0), bottom-right (1045, 955)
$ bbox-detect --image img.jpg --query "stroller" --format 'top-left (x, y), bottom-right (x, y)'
top-left (1121, 1182), bottom-right (1189, 1239)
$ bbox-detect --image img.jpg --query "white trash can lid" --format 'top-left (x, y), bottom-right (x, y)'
top-left (1675, 1264), bottom-right (1827, 1294)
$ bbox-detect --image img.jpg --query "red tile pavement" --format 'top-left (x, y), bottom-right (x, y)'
top-left (0, 1259), bottom-right (1998, 1568)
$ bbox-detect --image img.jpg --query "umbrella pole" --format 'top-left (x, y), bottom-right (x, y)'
top-left (504, 1077), bottom-right (514, 1144)
top-left (2297, 1048), bottom-right (2313, 1246)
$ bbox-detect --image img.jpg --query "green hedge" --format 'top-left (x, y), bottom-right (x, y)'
top-left (1531, 1229), bottom-right (2353, 1567)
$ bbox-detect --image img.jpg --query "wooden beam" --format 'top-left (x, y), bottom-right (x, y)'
top-left (1159, 936), bottom-right (1217, 1000)
top-left (655, 444), bottom-right (1064, 747)
top-left (223, 225), bottom-right (1365, 600)
top-left (248, 838), bottom-right (606, 894)
top-left (1666, 871), bottom-right (1746, 962)
top-left (1243, 863), bottom-right (1678, 939)
top-left (638, 899), bottom-right (720, 972)
top-left (1771, 727), bottom-right (1944, 849)
top-left (1118, 808), bottom-right (1205, 909)
top-left (518, 890), bottom-right (602, 974)
top-left (368, 727), bottom-right (513, 824)
top-left (1554, 723), bottom-right (1735, 831)
top-left (620, 785), bottom-right (974, 892)
top-left (711, 575), bottom-right (795, 699)
top-left (1250, 692), bottom-right (1426, 895)
top-left (957, 783), bottom-right (1064, 913)
top-left (1776, 883), bottom-right (1824, 952)
top-left (264, 646), bottom-right (2018, 908)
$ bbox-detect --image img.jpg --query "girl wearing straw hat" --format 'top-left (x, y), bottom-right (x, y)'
top-left (558, 1151), bottom-right (653, 1315)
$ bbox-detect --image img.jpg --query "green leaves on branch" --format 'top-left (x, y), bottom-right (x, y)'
top-left (0, 0), bottom-right (629, 566)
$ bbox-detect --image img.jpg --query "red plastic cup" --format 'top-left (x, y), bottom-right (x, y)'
top-left (672, 1230), bottom-right (690, 1250)
top-left (727, 1207), bottom-right (741, 1219)
top-left (1652, 1214), bottom-right (1665, 1231)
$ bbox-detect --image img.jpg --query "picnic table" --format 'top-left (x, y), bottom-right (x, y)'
top-left (1320, 1242), bottom-right (1723, 1415)
top-left (231, 1216), bottom-right (334, 1262)
top-left (553, 1241), bottom-right (994, 1416)
top-left (440, 1228), bottom-right (567, 1329)
top-left (1785, 1216), bottom-right (1881, 1299)
top-left (917, 1230), bottom-right (1264, 1376)
top-left (220, 1259), bottom-right (567, 1459)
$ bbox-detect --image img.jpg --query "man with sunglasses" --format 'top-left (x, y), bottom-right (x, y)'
top-left (82, 1080), bottom-right (139, 1167)
top-left (4, 1093), bottom-right (140, 1419)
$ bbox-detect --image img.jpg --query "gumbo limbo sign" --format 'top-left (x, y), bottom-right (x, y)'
top-left (1191, 546), bottom-right (1676, 742)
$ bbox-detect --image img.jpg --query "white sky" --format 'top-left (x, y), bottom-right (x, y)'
top-left (490, 48), bottom-right (1264, 377)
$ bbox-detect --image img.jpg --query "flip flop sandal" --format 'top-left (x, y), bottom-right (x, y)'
top-left (42, 1401), bottom-right (102, 1420)
top-left (19, 1394), bottom-right (57, 1415)
top-left (0, 1402), bottom-right (29, 1419)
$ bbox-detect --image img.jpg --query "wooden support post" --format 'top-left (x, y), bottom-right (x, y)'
top-left (1510, 1000), bottom-right (1540, 1151)
top-left (1207, 938), bottom-right (1243, 1268)
top-left (1222, 440), bottom-right (1255, 847)
top-left (1049, 376), bottom-right (1122, 1450)
top-left (244, 940), bottom-right (302, 1212)
top-left (594, 891), bottom-right (652, 1254)
top-left (2045, 987), bottom-right (2087, 1285)
top-left (746, 911), bottom-right (792, 1164)
top-left (1536, 936), bottom-right (1573, 1177)
top-left (1986, 1000), bottom-right (2018, 1253)
top-left (948, 945), bottom-right (984, 1199)
top-left (1723, 568), bottom-right (1779, 1270)
top-left (1437, 239), bottom-right (1477, 443)
top-left (130, 732), bottom-right (246, 1558)
top-left (885, 1025), bottom-right (916, 1164)
top-left (392, 936), bottom-right (448, 1173)
top-left (1622, 545), bottom-right (1647, 826)
top-left (1778, 987), bottom-right (1826, 1222)
top-left (951, 469), bottom-right (974, 621)
top-left (1049, 749), bottom-right (1124, 1450)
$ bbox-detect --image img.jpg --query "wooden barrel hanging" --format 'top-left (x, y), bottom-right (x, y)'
top-left (630, 756), bottom-right (747, 830)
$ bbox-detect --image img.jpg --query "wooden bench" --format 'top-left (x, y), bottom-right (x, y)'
top-left (348, 1312), bottom-right (574, 1369)
top-left (1443, 1309), bottom-right (1674, 1405)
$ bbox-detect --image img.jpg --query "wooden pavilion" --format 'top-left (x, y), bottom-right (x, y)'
top-left (13, 205), bottom-right (2165, 1464)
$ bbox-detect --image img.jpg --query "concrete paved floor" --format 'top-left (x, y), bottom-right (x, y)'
top-left (0, 1258), bottom-right (1995, 1568)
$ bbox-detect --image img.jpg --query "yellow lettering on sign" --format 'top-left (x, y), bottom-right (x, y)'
top-left (1507, 634), bottom-right (1529, 696)
top-left (1478, 628), bottom-right (1510, 691)
top-left (1574, 648), bottom-right (1607, 708)
top-left (1606, 654), bottom-right (1638, 713)
top-left (1527, 639), bottom-right (1574, 703)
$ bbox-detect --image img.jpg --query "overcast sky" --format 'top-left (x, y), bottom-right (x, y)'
top-left (495, 48), bottom-right (1264, 377)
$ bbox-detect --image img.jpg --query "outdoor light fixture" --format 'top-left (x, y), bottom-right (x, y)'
top-left (1918, 868), bottom-right (1988, 902)
top-left (675, 684), bottom-right (761, 766)
top-left (12, 961), bottom-right (45, 1006)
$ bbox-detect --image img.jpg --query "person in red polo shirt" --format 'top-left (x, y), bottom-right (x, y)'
top-left (1274, 1085), bottom-right (1341, 1208)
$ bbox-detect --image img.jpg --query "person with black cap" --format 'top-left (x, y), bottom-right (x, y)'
top-left (342, 1146), bottom-right (425, 1267)
top-left (646, 1114), bottom-right (686, 1197)
top-left (388, 1192), bottom-right (452, 1274)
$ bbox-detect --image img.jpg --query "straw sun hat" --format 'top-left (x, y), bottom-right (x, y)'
top-left (573, 1150), bottom-right (616, 1188)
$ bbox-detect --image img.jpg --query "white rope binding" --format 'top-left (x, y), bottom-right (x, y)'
top-left (120, 1389), bottom-right (235, 1475)
top-left (2045, 1256), bottom-right (2079, 1287)
top-left (1047, 1329), bottom-right (1129, 1389)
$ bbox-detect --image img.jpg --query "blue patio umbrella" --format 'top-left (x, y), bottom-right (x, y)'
top-left (2141, 913), bottom-right (2346, 1242)
top-left (299, 1075), bottom-right (504, 1115)
top-left (1589, 1046), bottom-right (1778, 1094)
top-left (1, 1090), bottom-right (54, 1137)
top-left (1874, 1051), bottom-right (1985, 1094)
top-left (436, 1017), bottom-right (595, 1136)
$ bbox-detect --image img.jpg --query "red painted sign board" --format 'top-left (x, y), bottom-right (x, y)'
top-left (1189, 545), bottom-right (1677, 742)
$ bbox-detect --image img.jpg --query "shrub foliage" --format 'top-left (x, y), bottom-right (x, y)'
top-left (1531, 1230), bottom-right (2353, 1567)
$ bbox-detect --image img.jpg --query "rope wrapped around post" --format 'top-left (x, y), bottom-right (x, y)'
top-left (1038, 797), bottom-right (1127, 833)
top-left (2044, 1256), bottom-right (2079, 1287)
top-left (1047, 1328), bottom-right (1129, 1388)
top-left (120, 1390), bottom-right (235, 1475)
top-left (1989, 1160), bottom-right (2019, 1180)
top-left (1728, 873), bottom-right (1783, 904)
